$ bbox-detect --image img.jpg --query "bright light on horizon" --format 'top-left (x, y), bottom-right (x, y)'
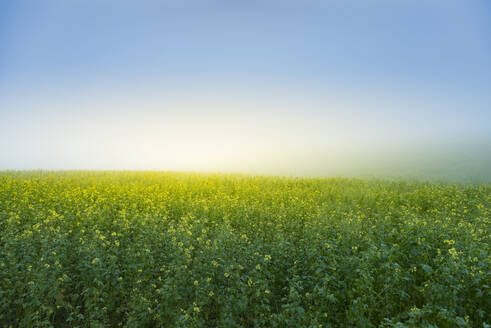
top-left (0, 1), bottom-right (490, 181)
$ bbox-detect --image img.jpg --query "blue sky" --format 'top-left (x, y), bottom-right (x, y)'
top-left (1, 0), bottom-right (490, 177)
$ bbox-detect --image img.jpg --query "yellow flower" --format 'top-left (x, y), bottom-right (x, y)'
top-left (193, 280), bottom-right (199, 286)
top-left (224, 273), bottom-right (230, 278)
top-left (194, 306), bottom-right (200, 313)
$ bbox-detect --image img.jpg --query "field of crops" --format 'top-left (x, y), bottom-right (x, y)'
top-left (0, 171), bottom-right (489, 327)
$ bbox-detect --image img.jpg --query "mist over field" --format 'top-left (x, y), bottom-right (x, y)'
top-left (1, 91), bottom-right (490, 182)
top-left (1, 87), bottom-right (490, 182)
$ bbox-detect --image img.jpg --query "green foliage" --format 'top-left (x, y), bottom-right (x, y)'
top-left (0, 171), bottom-right (489, 327)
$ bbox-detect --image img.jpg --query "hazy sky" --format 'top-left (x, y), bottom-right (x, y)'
top-left (1, 1), bottom-right (490, 177)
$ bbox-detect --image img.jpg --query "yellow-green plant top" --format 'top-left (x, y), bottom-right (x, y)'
top-left (0, 171), bottom-right (489, 327)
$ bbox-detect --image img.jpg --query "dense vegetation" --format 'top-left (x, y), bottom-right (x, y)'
top-left (0, 171), bottom-right (489, 327)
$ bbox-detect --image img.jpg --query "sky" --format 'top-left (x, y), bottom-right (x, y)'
top-left (1, 0), bottom-right (490, 180)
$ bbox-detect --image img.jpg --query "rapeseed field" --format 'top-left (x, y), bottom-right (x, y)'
top-left (0, 171), bottom-right (489, 327)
